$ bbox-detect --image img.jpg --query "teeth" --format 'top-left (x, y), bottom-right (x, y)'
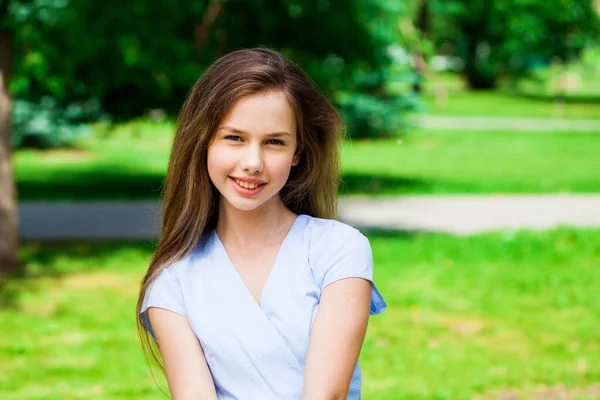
top-left (234, 178), bottom-right (260, 190)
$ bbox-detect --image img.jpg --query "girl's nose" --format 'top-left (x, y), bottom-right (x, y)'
top-left (239, 145), bottom-right (264, 174)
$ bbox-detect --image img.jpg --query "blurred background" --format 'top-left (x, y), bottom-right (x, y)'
top-left (1, 0), bottom-right (600, 399)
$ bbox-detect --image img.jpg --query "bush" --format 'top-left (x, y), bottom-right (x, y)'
top-left (6, 0), bottom-right (415, 141)
top-left (12, 97), bottom-right (105, 149)
top-left (337, 66), bottom-right (419, 140)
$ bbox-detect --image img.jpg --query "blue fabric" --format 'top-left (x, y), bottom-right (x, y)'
top-left (141, 214), bottom-right (386, 400)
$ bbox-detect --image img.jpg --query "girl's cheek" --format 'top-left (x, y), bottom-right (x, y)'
top-left (269, 157), bottom-right (293, 171)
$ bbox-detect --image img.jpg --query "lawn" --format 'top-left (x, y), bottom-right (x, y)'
top-left (1, 228), bottom-right (599, 399)
top-left (340, 129), bottom-right (600, 195)
top-left (14, 123), bottom-right (600, 200)
top-left (411, 66), bottom-right (600, 119)
top-left (420, 90), bottom-right (600, 120)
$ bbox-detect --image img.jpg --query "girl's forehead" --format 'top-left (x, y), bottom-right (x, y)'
top-left (221, 92), bottom-right (296, 136)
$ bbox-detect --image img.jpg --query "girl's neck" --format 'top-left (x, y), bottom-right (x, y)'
top-left (215, 197), bottom-right (297, 252)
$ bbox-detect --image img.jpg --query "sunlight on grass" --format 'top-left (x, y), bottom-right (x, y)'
top-left (0, 243), bottom-right (166, 399)
top-left (361, 228), bottom-right (600, 399)
top-left (1, 229), bottom-right (599, 398)
top-left (340, 129), bottom-right (600, 195)
top-left (421, 91), bottom-right (600, 119)
top-left (412, 67), bottom-right (600, 119)
top-left (14, 124), bottom-right (600, 200)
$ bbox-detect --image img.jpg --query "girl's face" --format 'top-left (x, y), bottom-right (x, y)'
top-left (207, 91), bottom-right (300, 213)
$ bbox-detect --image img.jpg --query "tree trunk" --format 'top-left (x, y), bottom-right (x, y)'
top-left (463, 37), bottom-right (497, 90)
top-left (464, 62), bottom-right (497, 90)
top-left (0, 31), bottom-right (20, 274)
top-left (412, 0), bottom-right (430, 93)
top-left (194, 1), bottom-right (224, 53)
top-left (461, 6), bottom-right (498, 90)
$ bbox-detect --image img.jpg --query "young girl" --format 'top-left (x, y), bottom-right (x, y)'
top-left (136, 48), bottom-right (386, 400)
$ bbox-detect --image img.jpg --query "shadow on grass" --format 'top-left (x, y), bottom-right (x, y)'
top-left (340, 172), bottom-right (478, 195)
top-left (358, 227), bottom-right (425, 240)
top-left (340, 173), bottom-right (435, 196)
top-left (17, 169), bottom-right (165, 201)
top-left (0, 241), bottom-right (155, 310)
top-left (1, 226), bottom-right (426, 310)
top-left (18, 168), bottom-right (446, 200)
top-left (512, 92), bottom-right (600, 105)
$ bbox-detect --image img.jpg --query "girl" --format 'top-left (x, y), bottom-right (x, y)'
top-left (136, 48), bottom-right (386, 400)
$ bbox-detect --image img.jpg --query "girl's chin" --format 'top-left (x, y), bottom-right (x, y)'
top-left (223, 200), bottom-right (266, 212)
top-left (220, 191), bottom-right (282, 213)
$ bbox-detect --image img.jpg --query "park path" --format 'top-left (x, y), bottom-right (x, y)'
top-left (18, 194), bottom-right (600, 239)
top-left (416, 115), bottom-right (600, 132)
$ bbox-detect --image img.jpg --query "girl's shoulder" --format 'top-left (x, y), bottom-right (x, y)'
top-left (299, 215), bottom-right (382, 311)
top-left (300, 214), bottom-right (368, 247)
top-left (299, 215), bottom-right (372, 270)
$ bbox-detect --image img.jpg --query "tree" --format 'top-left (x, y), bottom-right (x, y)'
top-left (7, 0), bottom-right (409, 138)
top-left (411, 0), bottom-right (431, 93)
top-left (0, 0), bottom-right (19, 274)
top-left (431, 0), bottom-right (600, 89)
top-left (0, 0), bottom-right (411, 271)
top-left (9, 0), bottom-right (399, 117)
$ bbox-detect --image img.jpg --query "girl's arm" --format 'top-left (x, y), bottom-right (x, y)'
top-left (148, 307), bottom-right (218, 400)
top-left (302, 278), bottom-right (372, 400)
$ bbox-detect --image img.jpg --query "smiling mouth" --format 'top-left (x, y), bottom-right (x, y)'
top-left (230, 177), bottom-right (265, 190)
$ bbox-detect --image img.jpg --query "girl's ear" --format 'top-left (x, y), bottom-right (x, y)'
top-left (292, 149), bottom-right (302, 166)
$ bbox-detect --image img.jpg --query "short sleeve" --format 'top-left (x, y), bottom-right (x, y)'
top-left (309, 224), bottom-right (387, 315)
top-left (140, 267), bottom-right (187, 341)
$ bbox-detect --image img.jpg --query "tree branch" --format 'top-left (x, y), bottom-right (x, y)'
top-left (194, 1), bottom-right (223, 53)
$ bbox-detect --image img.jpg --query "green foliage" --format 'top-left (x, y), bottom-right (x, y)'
top-left (338, 92), bottom-right (404, 140)
top-left (12, 97), bottom-right (102, 149)
top-left (3, 0), bottom-right (414, 143)
top-left (337, 69), bottom-right (418, 139)
top-left (430, 0), bottom-right (600, 88)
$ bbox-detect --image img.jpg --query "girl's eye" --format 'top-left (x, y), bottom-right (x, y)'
top-left (266, 139), bottom-right (284, 145)
top-left (225, 135), bottom-right (242, 141)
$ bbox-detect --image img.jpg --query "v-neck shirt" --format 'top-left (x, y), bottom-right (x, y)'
top-left (141, 214), bottom-right (386, 399)
top-left (213, 215), bottom-right (301, 308)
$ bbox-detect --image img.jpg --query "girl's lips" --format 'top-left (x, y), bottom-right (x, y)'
top-left (229, 176), bottom-right (267, 184)
top-left (229, 177), bottom-right (266, 196)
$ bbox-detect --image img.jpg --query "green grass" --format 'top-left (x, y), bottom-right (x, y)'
top-left (15, 121), bottom-right (173, 201)
top-left (362, 228), bottom-right (600, 399)
top-left (1, 228), bottom-right (599, 399)
top-left (340, 130), bottom-right (600, 195)
top-left (420, 91), bottom-right (600, 119)
top-left (14, 123), bottom-right (600, 200)
top-left (409, 66), bottom-right (600, 119)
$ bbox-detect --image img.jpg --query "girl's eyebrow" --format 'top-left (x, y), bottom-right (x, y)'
top-left (220, 125), bottom-right (292, 137)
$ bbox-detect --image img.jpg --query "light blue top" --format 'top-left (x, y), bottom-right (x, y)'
top-left (141, 214), bottom-right (386, 399)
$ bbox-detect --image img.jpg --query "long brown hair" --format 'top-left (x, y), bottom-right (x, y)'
top-left (136, 47), bottom-right (344, 369)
